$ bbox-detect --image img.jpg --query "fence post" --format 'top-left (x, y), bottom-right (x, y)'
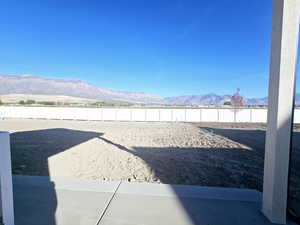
top-left (158, 109), bottom-right (161, 122)
top-left (234, 108), bottom-right (237, 123)
top-left (101, 108), bottom-right (104, 121)
top-left (199, 108), bottom-right (202, 122)
top-left (0, 132), bottom-right (15, 225)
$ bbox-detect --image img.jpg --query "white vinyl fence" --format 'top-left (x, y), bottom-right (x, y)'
top-left (0, 106), bottom-right (300, 123)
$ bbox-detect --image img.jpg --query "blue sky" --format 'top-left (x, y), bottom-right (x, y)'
top-left (0, 0), bottom-right (298, 98)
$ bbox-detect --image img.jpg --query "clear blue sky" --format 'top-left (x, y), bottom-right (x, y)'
top-left (0, 0), bottom-right (299, 98)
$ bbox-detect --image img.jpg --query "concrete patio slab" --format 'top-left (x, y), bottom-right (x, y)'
top-left (12, 175), bottom-right (297, 225)
top-left (13, 176), bottom-right (118, 225)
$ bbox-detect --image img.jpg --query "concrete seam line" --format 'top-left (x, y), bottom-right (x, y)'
top-left (95, 181), bottom-right (122, 225)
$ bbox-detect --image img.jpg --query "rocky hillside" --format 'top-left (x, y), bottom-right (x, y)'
top-left (0, 75), bottom-right (163, 104)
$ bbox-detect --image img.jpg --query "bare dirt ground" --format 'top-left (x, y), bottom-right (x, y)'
top-left (1, 119), bottom-right (299, 191)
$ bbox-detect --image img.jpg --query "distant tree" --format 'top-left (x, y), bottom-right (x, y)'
top-left (91, 101), bottom-right (114, 107)
top-left (89, 101), bottom-right (134, 108)
top-left (0, 99), bottom-right (2, 105)
top-left (19, 100), bottom-right (25, 105)
top-left (37, 101), bottom-right (55, 106)
top-left (25, 99), bottom-right (36, 104)
top-left (231, 88), bottom-right (245, 107)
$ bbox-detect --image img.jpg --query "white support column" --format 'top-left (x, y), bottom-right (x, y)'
top-left (0, 132), bottom-right (15, 225)
top-left (262, 0), bottom-right (300, 224)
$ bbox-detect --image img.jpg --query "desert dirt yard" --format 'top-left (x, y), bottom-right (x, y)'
top-left (1, 119), bottom-right (299, 191)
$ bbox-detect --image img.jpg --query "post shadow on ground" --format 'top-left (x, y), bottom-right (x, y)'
top-left (10, 128), bottom-right (103, 225)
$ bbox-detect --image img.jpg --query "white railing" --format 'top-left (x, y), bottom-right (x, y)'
top-left (0, 106), bottom-right (299, 123)
top-left (0, 132), bottom-right (15, 225)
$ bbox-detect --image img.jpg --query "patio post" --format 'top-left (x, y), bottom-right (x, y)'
top-left (262, 0), bottom-right (300, 224)
top-left (0, 132), bottom-right (15, 225)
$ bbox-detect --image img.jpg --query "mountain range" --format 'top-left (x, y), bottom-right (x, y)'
top-left (0, 74), bottom-right (299, 106)
top-left (0, 75), bottom-right (162, 104)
